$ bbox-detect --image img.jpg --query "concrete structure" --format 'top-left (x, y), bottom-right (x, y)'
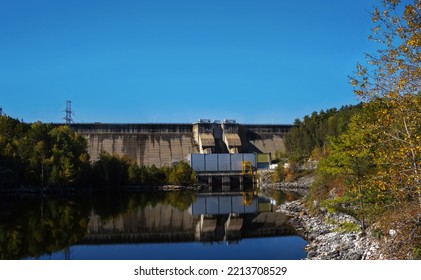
top-left (70, 121), bottom-right (292, 167)
top-left (71, 123), bottom-right (198, 167)
top-left (241, 124), bottom-right (290, 155)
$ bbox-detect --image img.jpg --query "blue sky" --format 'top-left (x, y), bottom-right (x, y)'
top-left (1, 0), bottom-right (380, 124)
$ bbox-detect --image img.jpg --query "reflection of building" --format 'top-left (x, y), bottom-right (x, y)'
top-left (82, 193), bottom-right (296, 245)
top-left (189, 193), bottom-right (291, 241)
top-left (189, 193), bottom-right (259, 215)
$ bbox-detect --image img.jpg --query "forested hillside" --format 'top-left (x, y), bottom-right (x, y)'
top-left (283, 0), bottom-right (420, 259)
top-left (284, 104), bottom-right (362, 160)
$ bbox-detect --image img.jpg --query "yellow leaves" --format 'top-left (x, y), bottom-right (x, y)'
top-left (356, 63), bottom-right (367, 76)
top-left (407, 33), bottom-right (421, 47)
top-left (373, 8), bottom-right (380, 23)
top-left (389, 49), bottom-right (398, 57)
top-left (397, 77), bottom-right (408, 89)
top-left (354, 90), bottom-right (364, 96)
top-left (349, 78), bottom-right (359, 87)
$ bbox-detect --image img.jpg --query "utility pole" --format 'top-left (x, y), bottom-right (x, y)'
top-left (64, 100), bottom-right (73, 124)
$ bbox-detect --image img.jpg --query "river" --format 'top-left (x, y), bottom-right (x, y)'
top-left (0, 190), bottom-right (307, 260)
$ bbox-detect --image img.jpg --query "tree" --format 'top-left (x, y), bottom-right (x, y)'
top-left (167, 161), bottom-right (196, 186)
top-left (350, 0), bottom-right (420, 101)
top-left (91, 151), bottom-right (131, 188)
top-left (272, 164), bottom-right (286, 183)
top-left (47, 126), bottom-right (90, 185)
top-left (0, 118), bottom-right (91, 188)
top-left (314, 110), bottom-right (381, 228)
top-left (342, 1), bottom-right (421, 257)
top-left (284, 105), bottom-right (361, 159)
top-left (350, 0), bottom-right (420, 216)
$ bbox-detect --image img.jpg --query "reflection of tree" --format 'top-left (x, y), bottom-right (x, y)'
top-left (90, 192), bottom-right (132, 223)
top-left (267, 189), bottom-right (301, 206)
top-left (162, 191), bottom-right (197, 211)
top-left (0, 198), bottom-right (90, 260)
top-left (270, 190), bottom-right (286, 205)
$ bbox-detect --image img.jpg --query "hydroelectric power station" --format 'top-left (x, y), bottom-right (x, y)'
top-left (70, 119), bottom-right (292, 189)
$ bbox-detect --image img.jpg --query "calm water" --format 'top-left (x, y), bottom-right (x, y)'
top-left (0, 190), bottom-right (307, 260)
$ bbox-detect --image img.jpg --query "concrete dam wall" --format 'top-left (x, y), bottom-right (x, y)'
top-left (71, 123), bottom-right (198, 167)
top-left (70, 122), bottom-right (292, 167)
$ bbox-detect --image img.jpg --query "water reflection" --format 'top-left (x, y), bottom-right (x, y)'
top-left (0, 190), bottom-right (306, 260)
top-left (0, 197), bottom-right (90, 260)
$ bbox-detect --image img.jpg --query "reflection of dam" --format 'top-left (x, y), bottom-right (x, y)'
top-left (85, 204), bottom-right (196, 243)
top-left (82, 194), bottom-right (296, 244)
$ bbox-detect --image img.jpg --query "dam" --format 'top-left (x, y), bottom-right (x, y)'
top-left (70, 120), bottom-right (292, 167)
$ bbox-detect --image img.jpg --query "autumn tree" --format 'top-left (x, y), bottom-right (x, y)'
top-left (349, 0), bottom-right (420, 216)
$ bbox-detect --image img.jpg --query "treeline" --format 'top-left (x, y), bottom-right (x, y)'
top-left (0, 116), bottom-right (195, 189)
top-left (91, 152), bottom-right (195, 188)
top-left (284, 104), bottom-right (362, 160)
top-left (0, 117), bottom-right (90, 187)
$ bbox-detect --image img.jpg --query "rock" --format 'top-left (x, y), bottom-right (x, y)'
top-left (389, 229), bottom-right (397, 238)
top-left (307, 250), bottom-right (317, 258)
top-left (343, 251), bottom-right (363, 260)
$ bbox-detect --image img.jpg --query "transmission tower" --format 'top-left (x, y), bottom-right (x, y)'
top-left (64, 100), bottom-right (73, 124)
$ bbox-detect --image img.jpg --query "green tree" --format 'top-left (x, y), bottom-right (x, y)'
top-left (284, 105), bottom-right (361, 159)
top-left (91, 151), bottom-right (130, 188)
top-left (272, 164), bottom-right (286, 183)
top-left (314, 112), bottom-right (379, 227)
top-left (167, 161), bottom-right (196, 186)
top-left (47, 126), bottom-right (90, 185)
top-left (127, 163), bottom-right (141, 185)
top-left (0, 118), bottom-right (91, 188)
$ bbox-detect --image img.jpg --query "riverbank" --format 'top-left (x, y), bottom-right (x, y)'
top-left (260, 170), bottom-right (387, 259)
top-left (277, 200), bottom-right (383, 260)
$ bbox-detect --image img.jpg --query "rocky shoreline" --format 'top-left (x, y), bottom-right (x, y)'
top-left (259, 170), bottom-right (384, 260)
top-left (277, 200), bottom-right (383, 260)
